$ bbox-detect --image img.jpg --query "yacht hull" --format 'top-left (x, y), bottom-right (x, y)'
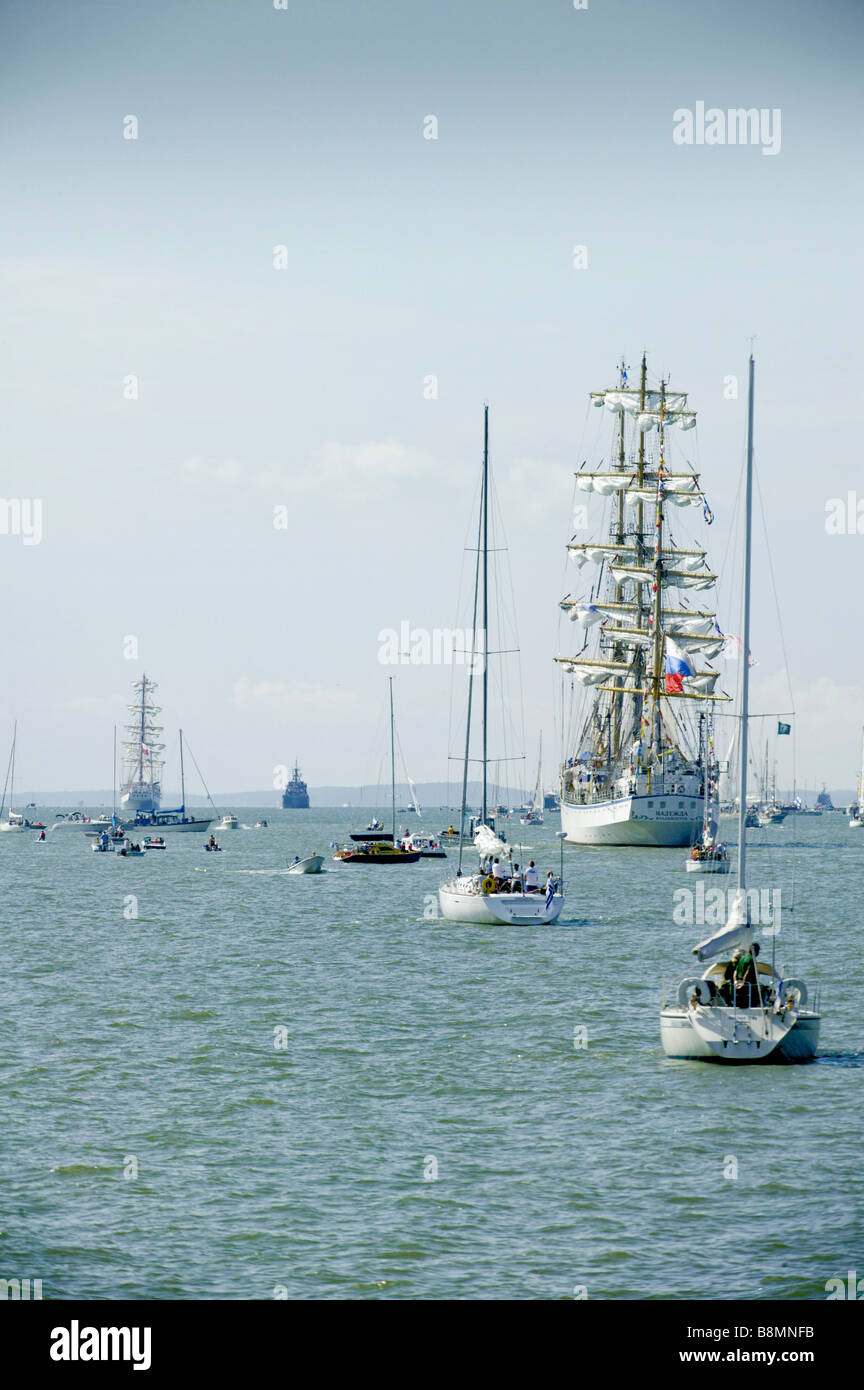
top-left (438, 882), bottom-right (563, 925)
top-left (561, 794), bottom-right (702, 846)
top-left (660, 1007), bottom-right (820, 1063)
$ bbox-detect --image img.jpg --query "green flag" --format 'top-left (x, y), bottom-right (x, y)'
top-left (777, 722), bottom-right (791, 735)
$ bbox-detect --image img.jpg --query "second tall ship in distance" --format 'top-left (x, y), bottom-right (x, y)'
top-left (121, 673), bottom-right (164, 814)
top-left (557, 356), bottom-right (728, 846)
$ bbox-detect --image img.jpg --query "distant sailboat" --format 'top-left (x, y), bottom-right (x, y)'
top-left (0, 723), bottom-right (38, 831)
top-left (520, 735), bottom-right (544, 825)
top-left (439, 407), bottom-right (564, 924)
top-left (335, 680), bottom-right (420, 864)
top-left (850, 728), bottom-right (864, 829)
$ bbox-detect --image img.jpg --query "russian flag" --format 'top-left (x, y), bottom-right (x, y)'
top-left (664, 637), bottom-right (694, 694)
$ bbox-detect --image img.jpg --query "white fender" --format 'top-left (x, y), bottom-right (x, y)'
top-left (677, 977), bottom-right (712, 1007)
top-left (782, 978), bottom-right (808, 1009)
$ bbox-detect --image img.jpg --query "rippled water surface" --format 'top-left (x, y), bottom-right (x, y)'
top-left (3, 808), bottom-right (862, 1299)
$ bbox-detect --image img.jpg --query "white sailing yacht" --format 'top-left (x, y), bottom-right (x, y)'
top-left (849, 728), bottom-right (864, 828)
top-left (439, 407), bottom-right (564, 925)
top-left (661, 357), bottom-right (820, 1063)
top-left (0, 723), bottom-right (40, 832)
top-left (685, 712), bottom-right (730, 874)
top-left (520, 735), bottom-right (544, 825)
top-left (557, 356), bottom-right (727, 845)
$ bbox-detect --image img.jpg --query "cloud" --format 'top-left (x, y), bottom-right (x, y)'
top-left (231, 678), bottom-right (359, 710)
top-left (505, 457), bottom-right (573, 522)
top-left (183, 440), bottom-right (435, 502)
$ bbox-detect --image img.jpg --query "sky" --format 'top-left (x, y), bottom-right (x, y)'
top-left (1, 0), bottom-right (862, 796)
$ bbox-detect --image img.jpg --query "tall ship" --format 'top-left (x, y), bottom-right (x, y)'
top-left (282, 762), bottom-right (310, 809)
top-left (120, 674), bottom-right (164, 814)
top-left (556, 355), bottom-right (728, 846)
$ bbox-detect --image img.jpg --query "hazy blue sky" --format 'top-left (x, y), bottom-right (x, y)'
top-left (1, 0), bottom-right (862, 795)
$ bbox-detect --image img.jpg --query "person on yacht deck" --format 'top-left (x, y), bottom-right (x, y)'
top-left (524, 861), bottom-right (539, 892)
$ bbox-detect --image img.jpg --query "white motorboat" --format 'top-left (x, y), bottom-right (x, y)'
top-left (218, 813), bottom-right (239, 831)
top-left (287, 853), bottom-right (325, 874)
top-left (661, 355), bottom-right (820, 1065)
top-left (399, 834), bottom-right (446, 859)
top-left (52, 812), bottom-right (114, 832)
top-left (438, 408), bottom-right (565, 926)
top-left (143, 837), bottom-right (167, 850)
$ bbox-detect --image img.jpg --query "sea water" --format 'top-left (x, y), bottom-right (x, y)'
top-left (2, 809), bottom-right (861, 1299)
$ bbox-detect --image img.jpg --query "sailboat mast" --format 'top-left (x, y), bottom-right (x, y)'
top-left (481, 404), bottom-right (489, 826)
top-left (113, 725), bottom-right (117, 818)
top-left (737, 355), bottom-right (756, 899)
top-left (389, 676), bottom-right (396, 839)
top-left (179, 728), bottom-right (186, 812)
top-left (10, 720), bottom-right (16, 811)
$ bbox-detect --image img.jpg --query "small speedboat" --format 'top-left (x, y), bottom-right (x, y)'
top-left (117, 840), bottom-right (146, 857)
top-left (255, 819), bottom-right (268, 829)
top-left (143, 837), bottom-right (167, 850)
top-left (218, 814), bottom-right (239, 831)
top-left (288, 853), bottom-right (325, 874)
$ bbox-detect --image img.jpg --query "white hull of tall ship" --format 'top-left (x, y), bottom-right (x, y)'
top-left (438, 876), bottom-right (564, 925)
top-left (560, 793), bottom-right (702, 846)
top-left (120, 785), bottom-right (161, 814)
top-left (661, 1006), bottom-right (820, 1063)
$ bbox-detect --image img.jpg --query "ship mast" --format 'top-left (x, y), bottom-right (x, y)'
top-left (481, 404), bottom-right (489, 826)
top-left (649, 382), bottom-right (667, 784)
top-left (610, 361), bottom-right (627, 761)
top-left (736, 354), bottom-right (756, 908)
